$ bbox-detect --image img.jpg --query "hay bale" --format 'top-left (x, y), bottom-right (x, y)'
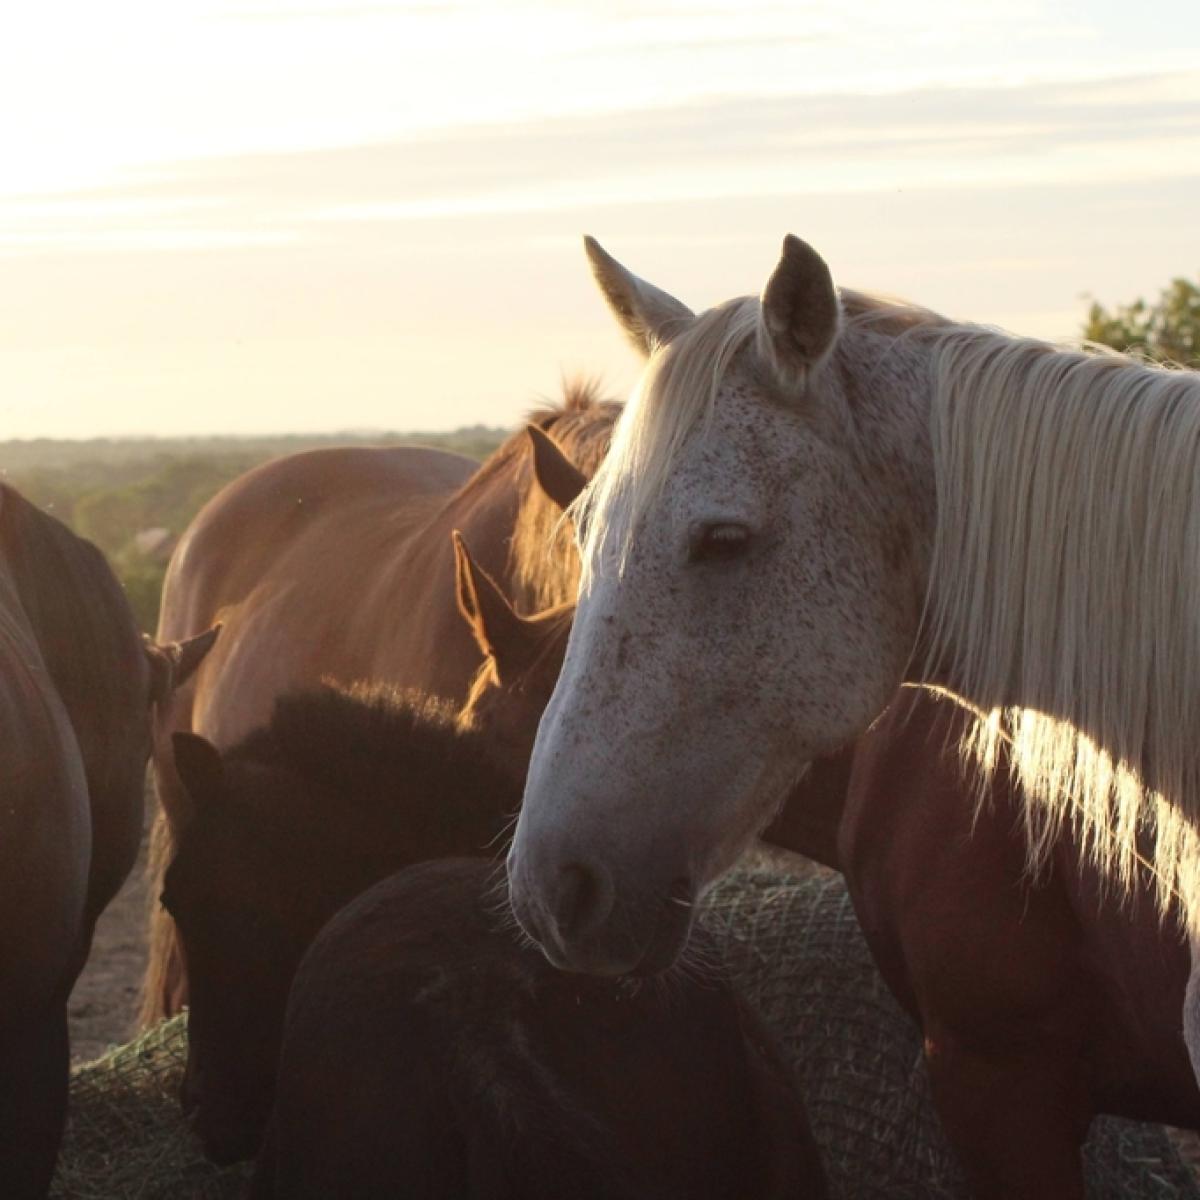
top-left (50, 863), bottom-right (1199, 1197)
top-left (51, 1015), bottom-right (250, 1199)
top-left (703, 861), bottom-right (1200, 1199)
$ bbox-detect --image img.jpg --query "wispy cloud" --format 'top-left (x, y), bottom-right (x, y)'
top-left (4, 71), bottom-right (1195, 256)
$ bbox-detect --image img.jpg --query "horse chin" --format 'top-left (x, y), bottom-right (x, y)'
top-left (534, 894), bottom-right (696, 979)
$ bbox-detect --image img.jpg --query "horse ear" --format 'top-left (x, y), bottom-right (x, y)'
top-left (526, 425), bottom-right (588, 512)
top-left (171, 732), bottom-right (226, 824)
top-left (144, 625), bottom-right (221, 706)
top-left (452, 531), bottom-right (534, 676)
top-left (584, 236), bottom-right (694, 358)
top-left (758, 234), bottom-right (841, 389)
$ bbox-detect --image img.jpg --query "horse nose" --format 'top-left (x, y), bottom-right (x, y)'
top-left (549, 860), bottom-right (615, 940)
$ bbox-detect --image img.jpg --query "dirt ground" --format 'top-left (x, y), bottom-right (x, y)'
top-left (69, 828), bottom-right (151, 1064)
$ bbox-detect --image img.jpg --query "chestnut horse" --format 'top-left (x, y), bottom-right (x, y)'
top-left (509, 235), bottom-right (1200, 1075)
top-left (253, 858), bottom-right (825, 1200)
top-left (0, 483), bottom-right (213, 1197)
top-left (835, 687), bottom-right (1200, 1199)
top-left (143, 382), bottom-right (618, 1024)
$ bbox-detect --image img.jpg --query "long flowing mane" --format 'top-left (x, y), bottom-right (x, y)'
top-left (921, 328), bottom-right (1200, 920)
top-left (575, 287), bottom-right (1200, 925)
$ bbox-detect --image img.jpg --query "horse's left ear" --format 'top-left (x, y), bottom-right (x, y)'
top-left (144, 625), bottom-right (221, 706)
top-left (526, 424), bottom-right (588, 512)
top-left (452, 531), bottom-right (533, 674)
top-left (758, 235), bottom-right (841, 389)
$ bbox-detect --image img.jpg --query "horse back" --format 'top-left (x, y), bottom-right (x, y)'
top-left (158, 445), bottom-right (477, 748)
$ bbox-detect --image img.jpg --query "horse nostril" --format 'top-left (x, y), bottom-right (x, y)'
top-left (552, 861), bottom-right (613, 939)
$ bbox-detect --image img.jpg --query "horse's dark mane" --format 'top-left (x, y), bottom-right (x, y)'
top-left (222, 682), bottom-right (521, 850)
top-left (0, 483), bottom-right (144, 748)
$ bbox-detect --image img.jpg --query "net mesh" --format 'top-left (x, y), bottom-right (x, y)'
top-left (704, 858), bottom-right (1200, 1199)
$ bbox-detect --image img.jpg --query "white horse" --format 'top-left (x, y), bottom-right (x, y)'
top-left (507, 234), bottom-right (1200, 1069)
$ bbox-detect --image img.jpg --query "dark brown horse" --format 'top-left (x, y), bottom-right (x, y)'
top-left (143, 382), bottom-right (619, 1024)
top-left (451, 563), bottom-right (1200, 1198)
top-left (832, 687), bottom-right (1200, 1200)
top-left (162, 684), bottom-right (523, 1164)
top-left (0, 483), bottom-right (213, 1197)
top-left (252, 858), bottom-right (826, 1200)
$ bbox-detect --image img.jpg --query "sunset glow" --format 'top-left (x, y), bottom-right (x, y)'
top-left (2, 0), bottom-right (1198, 437)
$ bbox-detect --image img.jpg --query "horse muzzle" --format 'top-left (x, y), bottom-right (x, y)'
top-left (507, 847), bottom-right (697, 976)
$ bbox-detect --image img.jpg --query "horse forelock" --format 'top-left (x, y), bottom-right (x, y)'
top-left (919, 327), bottom-right (1200, 925)
top-left (577, 296), bottom-right (771, 589)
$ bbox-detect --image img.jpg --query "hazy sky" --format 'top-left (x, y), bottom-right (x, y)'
top-left (2, 0), bottom-right (1198, 437)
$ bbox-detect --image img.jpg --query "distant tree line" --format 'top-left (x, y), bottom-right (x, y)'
top-left (3, 272), bottom-right (1196, 634)
top-left (1, 427), bottom-right (507, 632)
top-left (1084, 274), bottom-right (1200, 367)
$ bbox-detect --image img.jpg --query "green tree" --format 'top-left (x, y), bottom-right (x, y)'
top-left (1084, 275), bottom-right (1200, 366)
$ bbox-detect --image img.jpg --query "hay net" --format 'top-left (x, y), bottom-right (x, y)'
top-left (52, 860), bottom-right (1199, 1199)
top-left (701, 858), bottom-right (1200, 1200)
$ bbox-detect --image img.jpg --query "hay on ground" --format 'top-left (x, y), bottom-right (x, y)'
top-left (51, 1015), bottom-right (250, 1199)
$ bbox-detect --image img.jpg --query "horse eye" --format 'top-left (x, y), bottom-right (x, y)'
top-left (689, 522), bottom-right (753, 564)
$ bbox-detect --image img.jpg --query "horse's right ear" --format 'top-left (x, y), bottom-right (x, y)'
top-left (526, 425), bottom-right (587, 512)
top-left (584, 236), bottom-right (694, 357)
top-left (171, 732), bottom-right (226, 825)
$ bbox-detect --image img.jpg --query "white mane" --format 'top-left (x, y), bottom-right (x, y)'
top-left (922, 329), bottom-right (1200, 921)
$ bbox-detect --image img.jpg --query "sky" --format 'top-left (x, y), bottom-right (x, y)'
top-left (2, 0), bottom-right (1198, 438)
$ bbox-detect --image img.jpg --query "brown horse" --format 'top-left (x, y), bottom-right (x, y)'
top-left (162, 683), bottom-right (525, 1164)
top-left (832, 687), bottom-right (1200, 1200)
top-left (451, 565), bottom-right (1200, 1198)
top-left (252, 858), bottom-right (826, 1200)
top-left (0, 483), bottom-right (213, 1197)
top-left (143, 382), bottom-right (619, 1024)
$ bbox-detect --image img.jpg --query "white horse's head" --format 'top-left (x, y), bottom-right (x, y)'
top-left (508, 236), bottom-right (938, 974)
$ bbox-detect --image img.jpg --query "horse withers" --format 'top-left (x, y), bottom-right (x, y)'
top-left (0, 482), bottom-right (214, 1197)
top-left (508, 235), bottom-right (1200, 1077)
top-left (252, 858), bottom-right (826, 1200)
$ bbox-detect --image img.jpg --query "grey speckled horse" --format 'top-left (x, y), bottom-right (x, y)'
top-left (508, 235), bottom-right (1200, 1080)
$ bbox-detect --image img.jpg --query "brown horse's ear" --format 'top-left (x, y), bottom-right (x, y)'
top-left (171, 732), bottom-right (226, 821)
top-left (144, 625), bottom-right (221, 706)
top-left (584, 236), bottom-right (694, 357)
top-left (452, 531), bottom-right (534, 676)
top-left (758, 234), bottom-right (841, 389)
top-left (526, 424), bottom-right (588, 512)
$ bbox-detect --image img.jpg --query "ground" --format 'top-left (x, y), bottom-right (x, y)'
top-left (69, 833), bottom-right (150, 1063)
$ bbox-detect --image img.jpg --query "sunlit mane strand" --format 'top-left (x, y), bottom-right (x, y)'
top-left (576, 298), bottom-right (761, 587)
top-left (921, 328), bottom-right (1200, 922)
